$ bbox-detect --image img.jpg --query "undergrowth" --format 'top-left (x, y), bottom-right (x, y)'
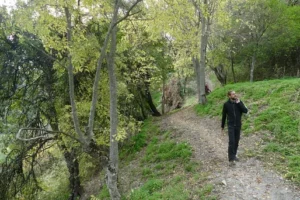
top-left (97, 118), bottom-right (216, 200)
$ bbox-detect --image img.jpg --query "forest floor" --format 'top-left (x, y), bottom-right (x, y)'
top-left (160, 106), bottom-right (300, 200)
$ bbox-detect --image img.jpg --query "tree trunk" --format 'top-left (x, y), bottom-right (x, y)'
top-left (44, 57), bottom-right (83, 200)
top-left (193, 56), bottom-right (201, 103)
top-left (50, 123), bottom-right (82, 200)
top-left (86, 1), bottom-right (119, 142)
top-left (106, 2), bottom-right (121, 199)
top-left (87, 0), bottom-right (142, 141)
top-left (146, 91), bottom-right (161, 116)
top-left (62, 147), bottom-right (82, 200)
top-left (145, 87), bottom-right (161, 116)
top-left (250, 55), bottom-right (256, 82)
top-left (139, 88), bottom-right (161, 116)
top-left (137, 90), bottom-right (147, 120)
top-left (183, 76), bottom-right (188, 95)
top-left (231, 55), bottom-right (236, 83)
top-left (162, 78), bottom-right (165, 115)
top-left (142, 70), bottom-right (161, 116)
top-left (212, 64), bottom-right (226, 86)
top-left (139, 101), bottom-right (147, 120)
top-left (64, 7), bottom-right (86, 145)
top-left (199, 5), bottom-right (208, 105)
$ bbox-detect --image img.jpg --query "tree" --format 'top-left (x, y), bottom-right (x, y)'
top-left (0, 15), bottom-right (82, 198)
top-left (11, 0), bottom-right (143, 199)
top-left (224, 0), bottom-right (285, 82)
top-left (106, 0), bottom-right (121, 198)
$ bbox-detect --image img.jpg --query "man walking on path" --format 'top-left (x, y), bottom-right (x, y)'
top-left (221, 91), bottom-right (248, 166)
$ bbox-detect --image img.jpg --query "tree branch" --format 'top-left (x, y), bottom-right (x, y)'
top-left (64, 7), bottom-right (86, 145)
top-left (114, 0), bottom-right (143, 28)
top-left (87, 0), bottom-right (143, 141)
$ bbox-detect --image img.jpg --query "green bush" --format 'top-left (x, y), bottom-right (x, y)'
top-left (36, 161), bottom-right (70, 200)
top-left (120, 119), bottom-right (159, 160)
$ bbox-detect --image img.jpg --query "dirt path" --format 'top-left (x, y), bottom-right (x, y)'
top-left (160, 107), bottom-right (300, 200)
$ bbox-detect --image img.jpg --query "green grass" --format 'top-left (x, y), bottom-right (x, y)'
top-left (195, 78), bottom-right (300, 183)
top-left (129, 180), bottom-right (189, 200)
top-left (99, 118), bottom-right (216, 199)
top-left (198, 184), bottom-right (217, 200)
top-left (143, 141), bottom-right (192, 163)
top-left (120, 119), bottom-right (158, 160)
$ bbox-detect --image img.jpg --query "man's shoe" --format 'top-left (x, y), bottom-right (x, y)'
top-left (234, 157), bottom-right (240, 162)
top-left (229, 161), bottom-right (236, 167)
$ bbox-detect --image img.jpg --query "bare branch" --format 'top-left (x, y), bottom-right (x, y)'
top-left (16, 128), bottom-right (81, 143)
top-left (64, 7), bottom-right (86, 145)
top-left (114, 0), bottom-right (143, 28)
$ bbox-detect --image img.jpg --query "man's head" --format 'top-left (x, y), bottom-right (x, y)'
top-left (227, 90), bottom-right (237, 100)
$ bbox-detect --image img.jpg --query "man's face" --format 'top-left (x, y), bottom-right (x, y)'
top-left (229, 91), bottom-right (237, 100)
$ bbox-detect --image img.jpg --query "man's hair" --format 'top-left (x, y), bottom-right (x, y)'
top-left (227, 90), bottom-right (234, 96)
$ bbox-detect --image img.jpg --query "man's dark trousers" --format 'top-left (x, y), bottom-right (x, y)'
top-left (228, 126), bottom-right (241, 161)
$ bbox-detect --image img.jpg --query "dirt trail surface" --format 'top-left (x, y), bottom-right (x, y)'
top-left (160, 107), bottom-right (300, 200)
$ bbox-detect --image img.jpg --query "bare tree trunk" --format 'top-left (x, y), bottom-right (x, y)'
top-left (145, 89), bottom-right (161, 116)
top-left (161, 63), bottom-right (167, 115)
top-left (51, 123), bottom-right (82, 200)
top-left (62, 147), bottom-right (82, 200)
top-left (231, 55), bottom-right (236, 83)
top-left (106, 1), bottom-right (121, 199)
top-left (162, 78), bottom-right (165, 115)
top-left (199, 4), bottom-right (208, 105)
top-left (64, 7), bottom-right (86, 145)
top-left (183, 76), bottom-right (188, 95)
top-left (143, 72), bottom-right (161, 116)
top-left (193, 56), bottom-right (201, 103)
top-left (250, 55), bottom-right (256, 82)
top-left (212, 64), bottom-right (227, 86)
top-left (44, 61), bottom-right (83, 200)
top-left (86, 0), bottom-right (119, 141)
top-left (138, 93), bottom-right (147, 120)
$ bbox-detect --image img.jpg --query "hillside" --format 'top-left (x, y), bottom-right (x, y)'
top-left (196, 78), bottom-right (300, 183)
top-left (93, 78), bottom-right (300, 199)
top-left (95, 118), bottom-right (217, 200)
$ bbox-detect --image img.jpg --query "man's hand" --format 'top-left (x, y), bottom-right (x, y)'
top-left (236, 98), bottom-right (240, 103)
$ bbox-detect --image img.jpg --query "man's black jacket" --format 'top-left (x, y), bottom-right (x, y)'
top-left (222, 99), bottom-right (248, 128)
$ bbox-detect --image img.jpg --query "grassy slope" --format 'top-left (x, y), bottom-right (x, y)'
top-left (195, 78), bottom-right (300, 183)
top-left (96, 119), bottom-right (216, 200)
